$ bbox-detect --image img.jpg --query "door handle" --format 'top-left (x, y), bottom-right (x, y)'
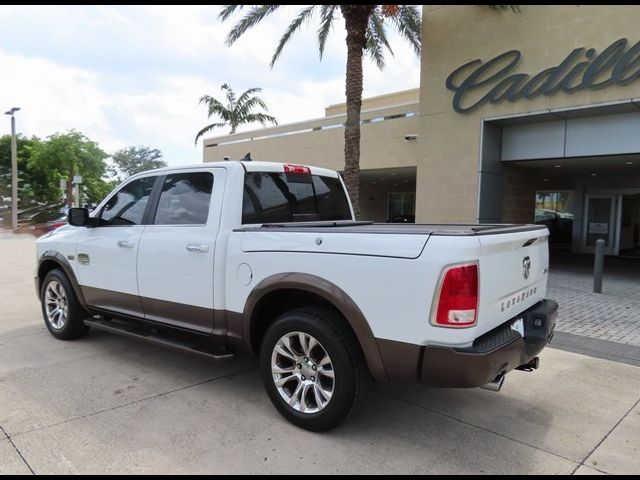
top-left (186, 244), bottom-right (209, 253)
top-left (117, 240), bottom-right (135, 248)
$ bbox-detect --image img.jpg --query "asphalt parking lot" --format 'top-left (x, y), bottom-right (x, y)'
top-left (1, 234), bottom-right (639, 474)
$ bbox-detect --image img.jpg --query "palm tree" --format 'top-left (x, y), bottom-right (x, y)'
top-left (195, 83), bottom-right (277, 145)
top-left (219, 5), bottom-right (421, 215)
top-left (219, 5), bottom-right (518, 214)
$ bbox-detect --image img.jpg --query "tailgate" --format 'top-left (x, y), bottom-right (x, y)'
top-left (476, 227), bottom-right (550, 334)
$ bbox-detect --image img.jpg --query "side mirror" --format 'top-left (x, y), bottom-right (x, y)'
top-left (68, 207), bottom-right (91, 227)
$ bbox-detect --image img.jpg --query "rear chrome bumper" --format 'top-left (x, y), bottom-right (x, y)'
top-left (376, 299), bottom-right (558, 387)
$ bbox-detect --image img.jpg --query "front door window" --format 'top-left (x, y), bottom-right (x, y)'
top-left (99, 176), bottom-right (155, 226)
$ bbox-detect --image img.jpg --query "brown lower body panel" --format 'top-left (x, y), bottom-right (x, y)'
top-left (141, 296), bottom-right (214, 334)
top-left (420, 338), bottom-right (531, 388)
top-left (81, 286), bottom-right (225, 335)
top-left (377, 337), bottom-right (537, 387)
top-left (82, 286), bottom-right (145, 318)
top-left (377, 300), bottom-right (557, 387)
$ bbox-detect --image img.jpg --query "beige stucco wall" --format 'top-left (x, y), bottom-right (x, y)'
top-left (324, 88), bottom-right (419, 116)
top-left (417, 4), bottom-right (640, 223)
top-left (203, 104), bottom-right (421, 173)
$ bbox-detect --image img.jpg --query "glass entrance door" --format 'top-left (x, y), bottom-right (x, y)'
top-left (582, 194), bottom-right (621, 255)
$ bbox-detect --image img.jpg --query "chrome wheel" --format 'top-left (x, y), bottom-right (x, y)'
top-left (271, 331), bottom-right (335, 414)
top-left (44, 280), bottom-right (68, 330)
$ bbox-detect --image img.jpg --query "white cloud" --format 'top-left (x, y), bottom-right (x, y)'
top-left (0, 50), bottom-right (113, 144)
top-left (0, 5), bottom-right (421, 167)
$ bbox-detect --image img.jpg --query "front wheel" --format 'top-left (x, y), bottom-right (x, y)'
top-left (260, 307), bottom-right (370, 431)
top-left (40, 269), bottom-right (89, 340)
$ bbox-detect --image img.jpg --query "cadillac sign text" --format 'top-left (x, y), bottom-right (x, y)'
top-left (446, 38), bottom-right (640, 113)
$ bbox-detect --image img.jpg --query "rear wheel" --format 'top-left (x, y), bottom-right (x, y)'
top-left (260, 307), bottom-right (369, 431)
top-left (40, 269), bottom-right (89, 340)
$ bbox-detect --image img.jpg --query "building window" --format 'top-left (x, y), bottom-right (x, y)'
top-left (535, 191), bottom-right (574, 246)
top-left (388, 192), bottom-right (415, 223)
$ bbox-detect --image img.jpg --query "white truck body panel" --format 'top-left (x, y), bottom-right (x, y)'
top-left (74, 226), bottom-right (143, 298)
top-left (240, 231), bottom-right (430, 259)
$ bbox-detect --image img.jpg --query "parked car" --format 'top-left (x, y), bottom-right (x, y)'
top-left (22, 205), bottom-right (67, 235)
top-left (8, 204), bottom-right (69, 236)
top-left (35, 161), bottom-right (557, 431)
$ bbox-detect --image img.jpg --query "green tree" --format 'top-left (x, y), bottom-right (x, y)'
top-left (82, 177), bottom-right (118, 204)
top-left (29, 130), bottom-right (108, 207)
top-left (109, 146), bottom-right (167, 181)
top-left (219, 5), bottom-right (517, 215)
top-left (0, 134), bottom-right (45, 209)
top-left (195, 83), bottom-right (277, 144)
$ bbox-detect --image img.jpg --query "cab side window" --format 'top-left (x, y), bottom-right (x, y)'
top-left (153, 172), bottom-right (214, 225)
top-left (99, 176), bottom-right (156, 226)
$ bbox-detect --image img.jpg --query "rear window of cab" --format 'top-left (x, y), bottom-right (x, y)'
top-left (242, 172), bottom-right (351, 224)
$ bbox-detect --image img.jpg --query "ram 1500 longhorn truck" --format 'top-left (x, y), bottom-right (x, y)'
top-left (36, 161), bottom-right (557, 431)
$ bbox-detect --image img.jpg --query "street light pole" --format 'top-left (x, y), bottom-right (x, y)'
top-left (4, 107), bottom-right (20, 231)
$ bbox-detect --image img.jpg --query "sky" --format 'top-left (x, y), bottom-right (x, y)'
top-left (0, 5), bottom-right (421, 168)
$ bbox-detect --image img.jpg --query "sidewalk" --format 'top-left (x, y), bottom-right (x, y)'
top-left (548, 251), bottom-right (640, 347)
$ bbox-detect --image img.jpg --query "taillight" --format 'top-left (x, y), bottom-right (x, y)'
top-left (431, 262), bottom-right (478, 328)
top-left (284, 164), bottom-right (311, 174)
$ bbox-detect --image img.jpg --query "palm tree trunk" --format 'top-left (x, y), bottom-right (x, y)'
top-left (341, 5), bottom-right (374, 218)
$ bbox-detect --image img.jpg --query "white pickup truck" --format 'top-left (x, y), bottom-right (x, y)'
top-left (36, 161), bottom-right (557, 431)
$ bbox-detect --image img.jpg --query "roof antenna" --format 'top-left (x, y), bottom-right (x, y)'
top-left (242, 152), bottom-right (252, 162)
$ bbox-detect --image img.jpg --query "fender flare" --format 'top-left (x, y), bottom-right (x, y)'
top-left (37, 251), bottom-right (89, 311)
top-left (242, 272), bottom-right (388, 382)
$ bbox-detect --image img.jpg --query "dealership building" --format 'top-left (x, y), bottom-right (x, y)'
top-left (204, 5), bottom-right (640, 257)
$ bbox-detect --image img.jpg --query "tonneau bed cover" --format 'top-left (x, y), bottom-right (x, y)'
top-left (236, 221), bottom-right (547, 236)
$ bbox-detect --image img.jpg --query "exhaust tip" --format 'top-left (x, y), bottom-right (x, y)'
top-left (480, 373), bottom-right (505, 392)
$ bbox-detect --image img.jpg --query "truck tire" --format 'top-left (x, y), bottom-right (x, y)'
top-left (260, 307), bottom-right (370, 431)
top-left (40, 269), bottom-right (89, 340)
